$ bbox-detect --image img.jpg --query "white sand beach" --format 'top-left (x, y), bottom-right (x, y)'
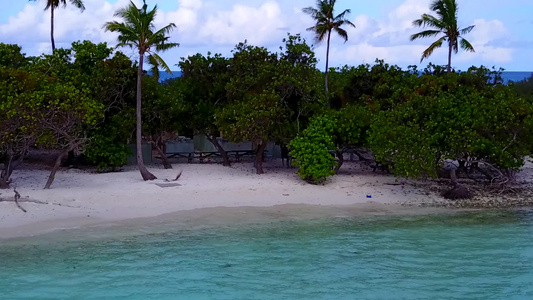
top-left (1, 159), bottom-right (532, 239)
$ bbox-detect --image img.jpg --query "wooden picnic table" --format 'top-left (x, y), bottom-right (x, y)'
top-left (164, 149), bottom-right (262, 163)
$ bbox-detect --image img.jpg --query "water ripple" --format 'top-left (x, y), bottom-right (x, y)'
top-left (1, 210), bottom-right (532, 299)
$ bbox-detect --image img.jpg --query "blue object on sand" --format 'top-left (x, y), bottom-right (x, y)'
top-left (366, 194), bottom-right (372, 198)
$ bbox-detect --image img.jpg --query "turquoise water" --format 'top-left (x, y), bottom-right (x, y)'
top-left (1, 208), bottom-right (533, 299)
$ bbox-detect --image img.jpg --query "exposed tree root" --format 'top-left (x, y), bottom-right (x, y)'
top-left (442, 184), bottom-right (473, 200)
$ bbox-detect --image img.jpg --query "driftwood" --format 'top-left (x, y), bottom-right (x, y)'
top-left (164, 170), bottom-right (183, 182)
top-left (173, 170), bottom-right (183, 181)
top-left (0, 187), bottom-right (79, 213)
top-left (0, 187), bottom-right (30, 212)
top-left (13, 187), bottom-right (26, 213)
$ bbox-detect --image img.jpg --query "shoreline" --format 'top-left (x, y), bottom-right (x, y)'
top-left (1, 160), bottom-right (532, 240)
top-left (0, 203), bottom-right (459, 242)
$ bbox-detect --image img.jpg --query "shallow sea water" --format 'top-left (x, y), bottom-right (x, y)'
top-left (1, 207), bottom-right (532, 300)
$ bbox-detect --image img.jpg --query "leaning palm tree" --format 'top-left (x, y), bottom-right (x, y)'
top-left (104, 0), bottom-right (179, 181)
top-left (410, 0), bottom-right (475, 73)
top-left (31, 0), bottom-right (85, 51)
top-left (303, 0), bottom-right (355, 93)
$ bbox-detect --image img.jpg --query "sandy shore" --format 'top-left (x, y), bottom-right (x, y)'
top-left (1, 159), bottom-right (531, 239)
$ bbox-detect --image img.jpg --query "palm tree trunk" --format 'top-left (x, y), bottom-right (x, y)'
top-left (325, 29), bottom-right (332, 95)
top-left (50, 7), bottom-right (55, 51)
top-left (136, 53), bottom-right (157, 181)
top-left (447, 42), bottom-right (453, 73)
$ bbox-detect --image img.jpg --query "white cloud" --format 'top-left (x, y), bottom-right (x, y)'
top-left (0, 0), bottom-right (524, 69)
top-left (197, 1), bottom-right (286, 46)
top-left (160, 0), bottom-right (203, 34)
top-left (454, 19), bottom-right (513, 64)
top-left (0, 0), bottom-right (130, 53)
top-left (328, 0), bottom-right (514, 68)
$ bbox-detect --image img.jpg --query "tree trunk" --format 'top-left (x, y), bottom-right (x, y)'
top-left (447, 41), bottom-right (453, 73)
top-left (50, 7), bottom-right (55, 51)
top-left (153, 141), bottom-right (172, 169)
top-left (136, 53), bottom-right (157, 180)
top-left (325, 29), bottom-right (332, 96)
top-left (0, 152), bottom-right (25, 189)
top-left (471, 163), bottom-right (496, 182)
top-left (0, 177), bottom-right (10, 189)
top-left (254, 141), bottom-right (267, 175)
top-left (207, 135), bottom-right (231, 167)
top-left (0, 156), bottom-right (13, 189)
top-left (44, 150), bottom-right (67, 189)
top-left (450, 168), bottom-right (458, 187)
top-left (443, 168), bottom-right (473, 200)
top-left (0, 156), bottom-right (12, 189)
top-left (334, 149), bottom-right (344, 174)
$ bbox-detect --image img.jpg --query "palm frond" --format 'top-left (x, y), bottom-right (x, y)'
top-left (421, 36), bottom-right (446, 62)
top-left (334, 9), bottom-right (352, 22)
top-left (147, 54), bottom-right (160, 82)
top-left (69, 0), bottom-right (85, 11)
top-left (411, 0), bottom-right (474, 71)
top-left (302, 7), bottom-right (319, 18)
top-left (460, 38), bottom-right (475, 53)
top-left (335, 19), bottom-right (356, 29)
top-left (150, 53), bottom-right (173, 74)
top-left (303, 0), bottom-right (353, 45)
top-left (412, 14), bottom-right (445, 29)
top-left (334, 27), bottom-right (349, 42)
top-left (42, 0), bottom-right (85, 11)
top-left (154, 42), bottom-right (180, 52)
top-left (460, 25), bottom-right (475, 35)
top-left (152, 23), bottom-right (177, 38)
top-left (104, 0), bottom-right (178, 70)
top-left (410, 29), bottom-right (443, 41)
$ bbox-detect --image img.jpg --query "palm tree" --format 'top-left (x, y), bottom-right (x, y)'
top-left (31, 0), bottom-right (85, 51)
top-left (104, 0), bottom-right (179, 181)
top-left (410, 0), bottom-right (475, 73)
top-left (303, 0), bottom-right (355, 94)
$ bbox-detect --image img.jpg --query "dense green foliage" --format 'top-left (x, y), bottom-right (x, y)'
top-left (0, 43), bottom-right (28, 68)
top-left (2, 31), bottom-right (532, 191)
top-left (214, 36), bottom-right (321, 174)
top-left (511, 74), bottom-right (533, 104)
top-left (290, 116), bottom-right (337, 183)
top-left (368, 68), bottom-right (533, 179)
top-left (0, 42), bottom-right (108, 188)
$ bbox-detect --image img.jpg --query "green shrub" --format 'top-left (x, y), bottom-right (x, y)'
top-left (290, 115), bottom-right (337, 183)
top-left (85, 134), bottom-right (130, 171)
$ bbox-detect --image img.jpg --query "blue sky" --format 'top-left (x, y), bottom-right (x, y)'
top-left (2, 0), bottom-right (533, 71)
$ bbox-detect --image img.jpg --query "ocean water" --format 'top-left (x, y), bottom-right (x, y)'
top-left (1, 208), bottom-right (533, 299)
top-left (157, 71), bottom-right (533, 84)
top-left (502, 71), bottom-right (532, 83)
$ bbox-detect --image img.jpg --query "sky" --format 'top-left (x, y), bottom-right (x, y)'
top-left (1, 0), bottom-right (533, 71)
